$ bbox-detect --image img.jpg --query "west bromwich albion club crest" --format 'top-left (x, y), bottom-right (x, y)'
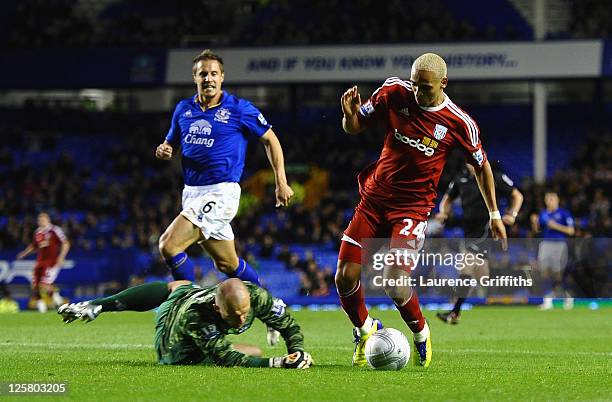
top-left (214, 107), bottom-right (231, 123)
top-left (433, 124), bottom-right (448, 140)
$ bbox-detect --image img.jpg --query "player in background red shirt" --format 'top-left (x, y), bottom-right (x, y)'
top-left (337, 53), bottom-right (507, 368)
top-left (16, 212), bottom-right (70, 313)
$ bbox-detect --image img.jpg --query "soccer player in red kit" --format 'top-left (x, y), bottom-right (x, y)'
top-left (16, 212), bottom-right (70, 312)
top-left (337, 53), bottom-right (507, 368)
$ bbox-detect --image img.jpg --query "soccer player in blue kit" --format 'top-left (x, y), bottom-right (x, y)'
top-left (531, 191), bottom-right (575, 310)
top-left (155, 50), bottom-right (294, 342)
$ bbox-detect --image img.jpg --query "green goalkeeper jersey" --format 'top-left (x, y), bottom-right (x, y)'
top-left (154, 282), bottom-right (303, 367)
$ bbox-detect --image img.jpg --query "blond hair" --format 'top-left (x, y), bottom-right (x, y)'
top-left (411, 53), bottom-right (447, 79)
top-left (192, 49), bottom-right (224, 74)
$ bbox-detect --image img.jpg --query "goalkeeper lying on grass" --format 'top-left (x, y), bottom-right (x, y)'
top-left (58, 278), bottom-right (313, 369)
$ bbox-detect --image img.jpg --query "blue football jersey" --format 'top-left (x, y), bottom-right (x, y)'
top-left (539, 208), bottom-right (574, 239)
top-left (165, 92), bottom-right (272, 186)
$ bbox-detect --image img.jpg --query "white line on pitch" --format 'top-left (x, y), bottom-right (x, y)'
top-left (0, 342), bottom-right (153, 350)
top-left (437, 348), bottom-right (611, 357)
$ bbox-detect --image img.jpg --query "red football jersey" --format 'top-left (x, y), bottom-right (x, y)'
top-left (356, 77), bottom-right (487, 220)
top-left (32, 225), bottom-right (66, 265)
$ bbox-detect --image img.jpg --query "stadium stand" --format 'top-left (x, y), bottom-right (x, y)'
top-left (0, 100), bottom-right (609, 299)
top-left (0, 0), bottom-right (609, 305)
top-left (3, 0), bottom-right (610, 49)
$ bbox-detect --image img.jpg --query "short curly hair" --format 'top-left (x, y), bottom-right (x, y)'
top-left (411, 53), bottom-right (447, 79)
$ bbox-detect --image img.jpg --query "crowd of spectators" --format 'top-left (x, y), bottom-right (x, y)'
top-left (0, 0), bottom-right (611, 49)
top-left (3, 0), bottom-right (236, 48)
top-left (0, 136), bottom-right (182, 253)
top-left (236, 0), bottom-right (511, 46)
top-left (4, 0), bottom-right (610, 50)
top-left (0, 104), bottom-right (610, 296)
top-left (534, 135), bottom-right (611, 237)
top-left (568, 0), bottom-right (612, 39)
top-left (279, 249), bottom-right (335, 297)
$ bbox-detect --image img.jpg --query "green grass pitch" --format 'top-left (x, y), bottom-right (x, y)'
top-left (1, 307), bottom-right (610, 401)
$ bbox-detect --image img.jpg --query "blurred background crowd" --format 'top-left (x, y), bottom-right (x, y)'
top-left (0, 0), bottom-right (610, 303)
top-left (2, 0), bottom-right (610, 48)
top-left (0, 105), bottom-right (609, 297)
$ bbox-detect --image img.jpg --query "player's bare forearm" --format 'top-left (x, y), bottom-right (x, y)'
top-left (341, 85), bottom-right (365, 135)
top-left (530, 213), bottom-right (540, 232)
top-left (505, 188), bottom-right (523, 219)
top-left (473, 160), bottom-right (499, 213)
top-left (260, 130), bottom-right (293, 206)
top-left (16, 245), bottom-right (35, 259)
top-left (342, 115), bottom-right (364, 135)
top-left (261, 130), bottom-right (288, 185)
top-left (502, 188), bottom-right (523, 225)
top-left (435, 194), bottom-right (454, 223)
top-left (559, 225), bottom-right (575, 236)
top-left (57, 241), bottom-right (71, 264)
top-left (548, 221), bottom-right (575, 236)
top-left (440, 194), bottom-right (454, 215)
top-left (475, 160), bottom-right (507, 249)
top-left (509, 188), bottom-right (523, 216)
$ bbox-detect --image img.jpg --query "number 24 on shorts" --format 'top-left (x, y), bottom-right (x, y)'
top-left (398, 218), bottom-right (427, 239)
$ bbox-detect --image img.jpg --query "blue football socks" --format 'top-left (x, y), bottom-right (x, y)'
top-left (228, 258), bottom-right (261, 286)
top-left (165, 252), bottom-right (195, 281)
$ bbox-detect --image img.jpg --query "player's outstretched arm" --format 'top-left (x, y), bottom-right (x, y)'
top-left (502, 188), bottom-right (524, 226)
top-left (473, 160), bottom-right (508, 250)
top-left (253, 287), bottom-right (311, 362)
top-left (190, 329), bottom-right (313, 369)
top-left (259, 129), bottom-right (294, 207)
top-left (341, 85), bottom-right (365, 135)
top-left (16, 244), bottom-right (36, 260)
top-left (55, 239), bottom-right (70, 268)
top-left (155, 140), bottom-right (174, 160)
top-left (269, 351), bottom-right (314, 369)
top-left (546, 220), bottom-right (575, 236)
top-left (530, 213), bottom-right (541, 233)
top-left (435, 193), bottom-right (455, 223)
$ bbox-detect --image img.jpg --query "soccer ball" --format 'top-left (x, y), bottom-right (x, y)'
top-left (365, 328), bottom-right (411, 370)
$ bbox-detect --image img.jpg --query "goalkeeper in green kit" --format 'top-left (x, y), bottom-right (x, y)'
top-left (58, 278), bottom-right (313, 369)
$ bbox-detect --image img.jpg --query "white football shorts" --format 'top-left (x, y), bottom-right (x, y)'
top-left (537, 240), bottom-right (568, 272)
top-left (180, 182), bottom-right (241, 241)
top-left (40, 266), bottom-right (61, 286)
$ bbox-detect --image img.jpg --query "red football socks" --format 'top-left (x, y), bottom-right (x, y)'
top-left (396, 290), bottom-right (426, 333)
top-left (338, 281), bottom-right (369, 328)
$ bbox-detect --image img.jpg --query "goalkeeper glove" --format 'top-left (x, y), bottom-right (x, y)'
top-left (269, 351), bottom-right (314, 369)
